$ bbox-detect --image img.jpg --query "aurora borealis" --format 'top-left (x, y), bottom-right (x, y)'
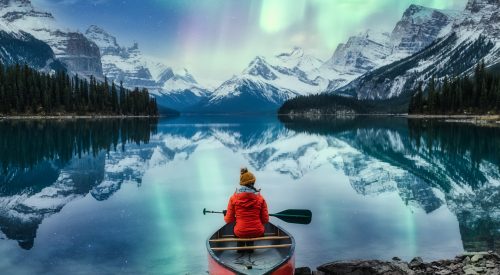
top-left (34, 0), bottom-right (467, 85)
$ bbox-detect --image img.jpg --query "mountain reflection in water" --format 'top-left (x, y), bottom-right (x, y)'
top-left (0, 116), bottom-right (498, 274)
top-left (0, 119), bottom-right (158, 250)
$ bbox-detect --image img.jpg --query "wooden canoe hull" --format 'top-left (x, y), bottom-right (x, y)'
top-left (207, 223), bottom-right (295, 275)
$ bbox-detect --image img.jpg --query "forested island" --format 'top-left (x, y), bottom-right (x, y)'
top-left (0, 63), bottom-right (160, 116)
top-left (278, 62), bottom-right (500, 117)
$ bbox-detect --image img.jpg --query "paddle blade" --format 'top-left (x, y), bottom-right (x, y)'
top-left (271, 209), bottom-right (312, 225)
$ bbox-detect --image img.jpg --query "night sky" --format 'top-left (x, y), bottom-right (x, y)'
top-left (32, 0), bottom-right (468, 85)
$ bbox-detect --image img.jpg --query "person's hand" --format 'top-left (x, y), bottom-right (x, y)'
top-left (223, 210), bottom-right (227, 216)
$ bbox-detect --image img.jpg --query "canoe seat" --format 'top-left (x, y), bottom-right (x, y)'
top-left (211, 244), bottom-right (292, 252)
top-left (209, 236), bottom-right (290, 243)
top-left (221, 233), bottom-right (276, 238)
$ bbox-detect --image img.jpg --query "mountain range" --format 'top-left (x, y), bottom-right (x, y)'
top-left (84, 25), bottom-right (211, 112)
top-left (0, 0), bottom-right (498, 113)
top-left (339, 0), bottom-right (500, 100)
top-left (0, 0), bottom-right (102, 77)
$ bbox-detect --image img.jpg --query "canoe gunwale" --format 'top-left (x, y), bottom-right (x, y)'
top-left (206, 222), bottom-right (295, 275)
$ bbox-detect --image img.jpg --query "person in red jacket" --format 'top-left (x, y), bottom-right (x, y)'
top-left (224, 167), bottom-right (269, 240)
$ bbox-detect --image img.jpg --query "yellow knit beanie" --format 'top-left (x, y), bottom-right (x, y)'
top-left (240, 167), bottom-right (256, 186)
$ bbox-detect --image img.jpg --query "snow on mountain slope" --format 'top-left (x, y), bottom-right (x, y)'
top-left (322, 30), bottom-right (393, 91)
top-left (0, 28), bottom-right (65, 71)
top-left (272, 47), bottom-right (324, 76)
top-left (197, 4), bottom-right (461, 113)
top-left (0, 0), bottom-right (103, 77)
top-left (339, 0), bottom-right (499, 100)
top-left (85, 25), bottom-right (209, 111)
top-left (85, 25), bottom-right (157, 88)
top-left (324, 30), bottom-right (392, 75)
top-left (196, 48), bottom-right (328, 113)
top-left (151, 67), bottom-right (211, 111)
top-left (324, 5), bottom-right (460, 94)
top-left (390, 4), bottom-right (462, 54)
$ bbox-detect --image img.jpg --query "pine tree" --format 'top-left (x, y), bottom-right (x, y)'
top-left (415, 83), bottom-right (424, 114)
top-left (111, 82), bottom-right (118, 113)
top-left (408, 94), bottom-right (416, 114)
top-left (119, 81), bottom-right (125, 113)
top-left (427, 77), bottom-right (437, 114)
top-left (496, 78), bottom-right (500, 111)
top-left (442, 76), bottom-right (450, 114)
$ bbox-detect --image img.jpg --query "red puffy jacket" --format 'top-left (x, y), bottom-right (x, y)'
top-left (224, 188), bottom-right (269, 238)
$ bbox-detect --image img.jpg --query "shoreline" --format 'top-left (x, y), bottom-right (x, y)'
top-left (0, 115), bottom-right (165, 120)
top-left (0, 113), bottom-right (499, 126)
top-left (279, 113), bottom-right (500, 125)
top-left (295, 252), bottom-right (500, 275)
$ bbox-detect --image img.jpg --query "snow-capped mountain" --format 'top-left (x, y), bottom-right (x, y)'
top-left (85, 25), bottom-right (156, 89)
top-left (0, 24), bottom-right (65, 71)
top-left (195, 47), bottom-right (329, 113)
top-left (85, 25), bottom-right (210, 111)
top-left (323, 4), bottom-right (460, 94)
top-left (151, 67), bottom-right (211, 111)
top-left (322, 30), bottom-right (393, 91)
top-left (197, 4), bottom-right (461, 113)
top-left (0, 0), bottom-right (103, 77)
top-left (390, 4), bottom-right (461, 54)
top-left (337, 0), bottom-right (499, 100)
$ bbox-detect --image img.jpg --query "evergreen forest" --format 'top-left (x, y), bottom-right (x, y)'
top-left (0, 63), bottom-right (159, 116)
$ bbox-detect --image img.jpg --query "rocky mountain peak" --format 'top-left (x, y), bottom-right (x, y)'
top-left (324, 30), bottom-right (391, 74)
top-left (0, 0), bottom-right (32, 8)
top-left (466, 0), bottom-right (499, 13)
top-left (158, 67), bottom-right (175, 82)
top-left (404, 4), bottom-right (431, 17)
top-left (391, 4), bottom-right (460, 54)
top-left (244, 56), bottom-right (277, 80)
top-left (157, 67), bottom-right (198, 85)
top-left (276, 47), bottom-right (304, 59)
top-left (129, 42), bottom-right (139, 51)
top-left (85, 25), bottom-right (119, 52)
top-left (0, 0), bottom-right (103, 77)
top-left (458, 0), bottom-right (499, 38)
top-left (174, 68), bottom-right (197, 84)
top-left (0, 0), bottom-right (53, 24)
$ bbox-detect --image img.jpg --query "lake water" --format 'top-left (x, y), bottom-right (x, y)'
top-left (0, 116), bottom-right (498, 274)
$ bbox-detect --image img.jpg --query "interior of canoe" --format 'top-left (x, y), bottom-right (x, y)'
top-left (207, 223), bottom-right (294, 275)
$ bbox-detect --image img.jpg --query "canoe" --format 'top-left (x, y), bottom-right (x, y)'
top-left (207, 222), bottom-right (295, 275)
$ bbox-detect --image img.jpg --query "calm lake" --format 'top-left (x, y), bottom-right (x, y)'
top-left (0, 116), bottom-right (498, 274)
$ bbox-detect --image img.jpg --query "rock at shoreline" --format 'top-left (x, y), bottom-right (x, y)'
top-left (408, 257), bottom-right (424, 269)
top-left (317, 260), bottom-right (410, 274)
top-left (296, 252), bottom-right (500, 275)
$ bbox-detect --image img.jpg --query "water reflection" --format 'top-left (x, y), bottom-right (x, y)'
top-left (0, 119), bottom-right (157, 250)
top-left (0, 116), bottom-right (498, 274)
top-left (280, 116), bottom-right (500, 254)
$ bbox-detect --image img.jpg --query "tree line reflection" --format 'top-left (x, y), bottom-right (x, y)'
top-left (0, 118), bottom-right (158, 172)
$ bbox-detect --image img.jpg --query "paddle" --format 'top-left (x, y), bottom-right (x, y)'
top-left (203, 208), bottom-right (312, 225)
